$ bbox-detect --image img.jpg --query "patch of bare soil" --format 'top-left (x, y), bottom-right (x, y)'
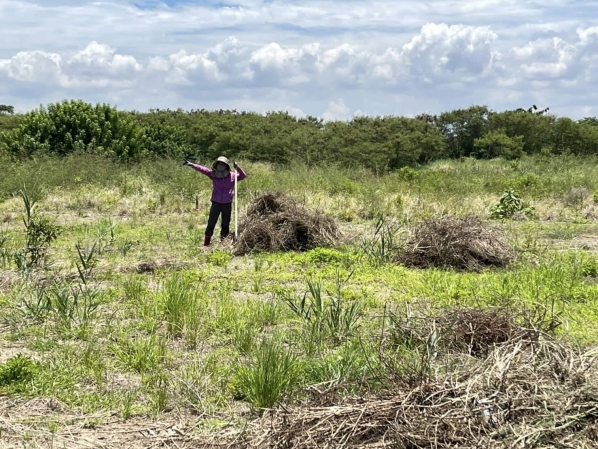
top-left (0, 398), bottom-right (238, 449)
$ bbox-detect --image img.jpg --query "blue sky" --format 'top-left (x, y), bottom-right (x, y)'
top-left (1, 0), bottom-right (598, 119)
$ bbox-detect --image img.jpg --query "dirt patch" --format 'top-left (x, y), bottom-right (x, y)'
top-left (397, 216), bottom-right (515, 271)
top-left (0, 343), bottom-right (35, 365)
top-left (0, 398), bottom-right (236, 448)
top-left (234, 193), bottom-right (340, 256)
top-left (122, 260), bottom-right (184, 274)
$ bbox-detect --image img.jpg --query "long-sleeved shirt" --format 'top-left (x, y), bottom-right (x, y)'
top-left (190, 163), bottom-right (247, 204)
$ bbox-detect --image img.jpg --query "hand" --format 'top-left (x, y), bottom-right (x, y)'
top-left (233, 161), bottom-right (238, 170)
top-left (183, 159), bottom-right (192, 166)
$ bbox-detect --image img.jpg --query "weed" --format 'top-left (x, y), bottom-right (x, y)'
top-left (21, 285), bottom-right (52, 322)
top-left (307, 339), bottom-right (368, 387)
top-left (0, 230), bottom-right (9, 268)
top-left (285, 270), bottom-right (362, 343)
top-left (207, 250), bottom-right (232, 268)
top-left (111, 334), bottom-right (167, 374)
top-left (581, 258), bottom-right (598, 278)
top-left (95, 218), bottom-right (117, 254)
top-left (75, 240), bottom-right (98, 281)
top-left (236, 337), bottom-right (301, 411)
top-left (176, 356), bottom-right (229, 415)
top-left (119, 237), bottom-right (138, 256)
top-left (160, 272), bottom-right (202, 338)
top-left (360, 214), bottom-right (402, 267)
top-left (120, 390), bottom-right (136, 420)
top-left (304, 248), bottom-right (344, 265)
top-left (0, 354), bottom-right (39, 390)
top-left (50, 283), bottom-right (101, 330)
top-left (122, 276), bottom-right (147, 302)
top-left (145, 372), bottom-right (169, 415)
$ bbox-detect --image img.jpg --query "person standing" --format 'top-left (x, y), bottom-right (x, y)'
top-left (183, 156), bottom-right (247, 246)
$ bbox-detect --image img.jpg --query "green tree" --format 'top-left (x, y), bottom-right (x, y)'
top-left (1, 100), bottom-right (147, 160)
top-left (473, 129), bottom-right (524, 159)
top-left (435, 106), bottom-right (490, 158)
top-left (579, 117), bottom-right (598, 127)
top-left (0, 105), bottom-right (15, 115)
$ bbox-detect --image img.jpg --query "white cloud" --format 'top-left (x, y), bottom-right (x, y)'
top-left (399, 23), bottom-right (498, 79)
top-left (2, 0), bottom-right (598, 118)
top-left (321, 99), bottom-right (351, 121)
top-left (0, 50), bottom-right (64, 84)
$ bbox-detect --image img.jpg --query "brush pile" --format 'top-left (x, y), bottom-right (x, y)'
top-left (247, 310), bottom-right (598, 448)
top-left (398, 216), bottom-right (514, 271)
top-left (234, 193), bottom-right (340, 255)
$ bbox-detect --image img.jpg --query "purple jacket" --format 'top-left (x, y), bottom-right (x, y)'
top-left (190, 163), bottom-right (247, 204)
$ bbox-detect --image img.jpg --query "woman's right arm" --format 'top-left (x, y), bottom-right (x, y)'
top-left (186, 162), bottom-right (212, 177)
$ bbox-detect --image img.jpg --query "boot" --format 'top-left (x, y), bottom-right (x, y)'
top-left (204, 235), bottom-right (211, 247)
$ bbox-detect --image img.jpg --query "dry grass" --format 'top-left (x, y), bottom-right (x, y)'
top-left (248, 328), bottom-right (598, 448)
top-left (397, 216), bottom-right (515, 271)
top-left (234, 193), bottom-right (340, 255)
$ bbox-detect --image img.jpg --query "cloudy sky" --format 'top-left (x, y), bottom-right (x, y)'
top-left (1, 0), bottom-right (597, 119)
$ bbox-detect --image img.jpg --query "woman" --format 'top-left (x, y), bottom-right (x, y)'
top-left (184, 156), bottom-right (247, 246)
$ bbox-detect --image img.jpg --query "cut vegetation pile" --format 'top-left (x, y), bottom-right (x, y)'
top-left (234, 193), bottom-right (340, 255)
top-left (248, 310), bottom-right (598, 449)
top-left (398, 216), bottom-right (514, 271)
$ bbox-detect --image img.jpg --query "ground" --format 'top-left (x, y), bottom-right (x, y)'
top-left (1, 155), bottom-right (598, 448)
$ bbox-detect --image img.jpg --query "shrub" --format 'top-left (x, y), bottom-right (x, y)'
top-left (473, 129), bottom-right (524, 159)
top-left (489, 190), bottom-right (535, 220)
top-left (1, 100), bottom-right (147, 160)
top-left (594, 190), bottom-right (598, 204)
top-left (397, 167), bottom-right (420, 181)
top-left (13, 187), bottom-right (61, 269)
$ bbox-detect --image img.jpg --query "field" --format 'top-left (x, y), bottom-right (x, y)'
top-left (1, 154), bottom-right (598, 448)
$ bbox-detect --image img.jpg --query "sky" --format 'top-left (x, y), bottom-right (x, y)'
top-left (1, 0), bottom-right (597, 119)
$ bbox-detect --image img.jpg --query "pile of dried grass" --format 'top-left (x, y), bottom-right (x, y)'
top-left (234, 193), bottom-right (340, 255)
top-left (248, 323), bottom-right (598, 448)
top-left (398, 216), bottom-right (514, 271)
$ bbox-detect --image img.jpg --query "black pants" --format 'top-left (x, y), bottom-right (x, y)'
top-left (205, 201), bottom-right (232, 238)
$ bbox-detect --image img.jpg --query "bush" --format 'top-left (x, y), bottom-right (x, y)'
top-left (397, 167), bottom-right (420, 181)
top-left (489, 190), bottom-right (535, 220)
top-left (594, 190), bottom-right (598, 204)
top-left (473, 129), bottom-right (524, 159)
top-left (1, 100), bottom-right (147, 160)
top-left (13, 187), bottom-right (61, 269)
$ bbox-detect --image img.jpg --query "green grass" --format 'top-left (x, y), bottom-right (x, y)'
top-left (1, 154), bottom-right (598, 445)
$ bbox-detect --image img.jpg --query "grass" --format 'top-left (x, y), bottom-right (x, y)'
top-left (0, 154), bottom-right (598, 446)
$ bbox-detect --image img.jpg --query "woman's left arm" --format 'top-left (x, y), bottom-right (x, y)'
top-left (235, 163), bottom-right (247, 181)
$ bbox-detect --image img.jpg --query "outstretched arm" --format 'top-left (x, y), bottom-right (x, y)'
top-left (184, 160), bottom-right (212, 177)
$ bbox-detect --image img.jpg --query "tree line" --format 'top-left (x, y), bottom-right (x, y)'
top-left (1, 100), bottom-right (597, 169)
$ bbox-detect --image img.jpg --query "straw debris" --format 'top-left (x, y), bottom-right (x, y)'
top-left (248, 329), bottom-right (598, 448)
top-left (234, 193), bottom-right (340, 255)
top-left (398, 216), bottom-right (514, 271)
